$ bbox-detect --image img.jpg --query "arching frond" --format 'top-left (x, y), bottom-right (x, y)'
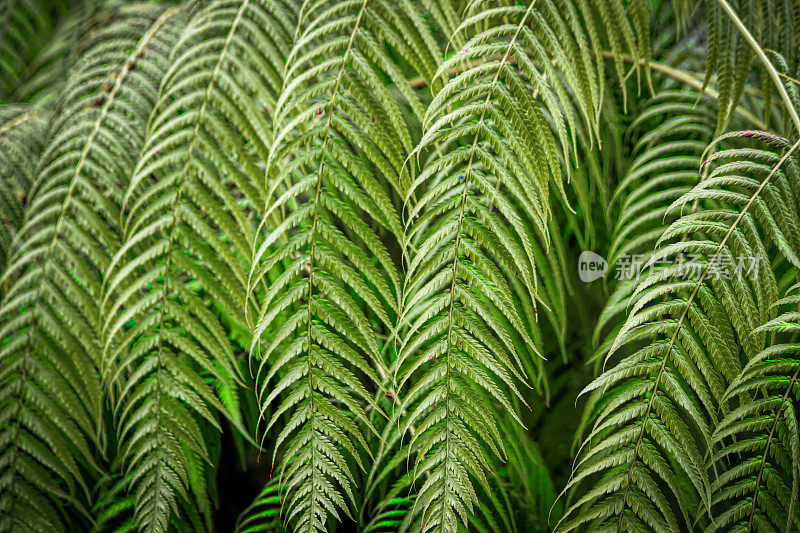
top-left (100, 1), bottom-right (296, 529)
top-left (248, 1), bottom-right (440, 530)
top-left (593, 90), bottom-right (716, 356)
top-left (0, 4), bottom-right (182, 531)
top-left (561, 130), bottom-right (800, 531)
top-left (705, 287), bottom-right (800, 532)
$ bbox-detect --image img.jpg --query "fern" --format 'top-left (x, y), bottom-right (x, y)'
top-left (236, 479), bottom-right (287, 533)
top-left (0, 4), bottom-right (182, 531)
top-left (563, 129), bottom-right (800, 531)
top-left (3, 1), bottom-right (800, 532)
top-left (247, 1), bottom-right (443, 530)
top-left (392, 0), bottom-right (645, 529)
top-left (593, 90), bottom-right (717, 357)
top-left (0, 106), bottom-right (47, 276)
top-left (0, 0), bottom-right (66, 101)
top-left (705, 287), bottom-right (800, 532)
top-left (100, 1), bottom-right (300, 529)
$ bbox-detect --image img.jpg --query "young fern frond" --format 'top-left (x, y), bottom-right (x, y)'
top-left (705, 288), bottom-right (800, 532)
top-left (563, 130), bottom-right (800, 531)
top-left (0, 4), bottom-right (181, 531)
top-left (248, 1), bottom-right (441, 530)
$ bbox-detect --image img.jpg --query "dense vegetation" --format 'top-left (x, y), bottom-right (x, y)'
top-left (1, 0), bottom-right (799, 531)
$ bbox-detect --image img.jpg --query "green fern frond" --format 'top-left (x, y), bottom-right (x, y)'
top-left (593, 90), bottom-right (716, 355)
top-left (0, 4), bottom-right (182, 531)
top-left (393, 0), bottom-right (633, 528)
top-left (704, 288), bottom-right (800, 532)
top-left (90, 474), bottom-right (136, 533)
top-left (248, 1), bottom-right (443, 531)
top-left (235, 479), bottom-right (287, 533)
top-left (562, 130), bottom-right (800, 531)
top-left (100, 1), bottom-right (299, 529)
top-left (703, 0), bottom-right (800, 133)
top-left (0, 0), bottom-right (67, 101)
top-left (0, 106), bottom-right (48, 276)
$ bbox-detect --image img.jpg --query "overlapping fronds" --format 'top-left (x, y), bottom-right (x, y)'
top-left (361, 402), bottom-right (557, 533)
top-left (4, 1), bottom-right (800, 531)
top-left (702, 0), bottom-right (800, 132)
top-left (247, 1), bottom-right (441, 530)
top-left (393, 0), bottom-right (650, 529)
top-left (0, 0), bottom-right (67, 100)
top-left (100, 1), bottom-right (298, 530)
top-left (704, 287), bottom-right (800, 532)
top-left (0, 106), bottom-right (48, 274)
top-left (593, 90), bottom-right (716, 356)
top-left (0, 4), bottom-right (181, 531)
top-left (561, 130), bottom-right (800, 531)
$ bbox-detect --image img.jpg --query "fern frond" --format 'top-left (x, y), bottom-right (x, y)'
top-left (0, 4), bottom-right (182, 531)
top-left (0, 106), bottom-right (48, 277)
top-left (703, 0), bottom-right (800, 133)
top-left (0, 0), bottom-right (66, 101)
top-left (100, 1), bottom-right (298, 529)
top-left (593, 90), bottom-right (716, 354)
top-left (361, 400), bottom-right (556, 533)
top-left (235, 478), bottom-right (287, 533)
top-left (248, 1), bottom-right (441, 530)
top-left (705, 288), bottom-right (800, 532)
top-left (562, 130), bottom-right (800, 531)
top-left (90, 474), bottom-right (136, 532)
top-left (393, 0), bottom-right (637, 528)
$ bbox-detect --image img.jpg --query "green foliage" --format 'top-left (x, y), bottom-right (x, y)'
top-left (0, 1), bottom-right (799, 533)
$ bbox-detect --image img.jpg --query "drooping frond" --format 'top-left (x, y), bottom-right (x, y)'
top-left (561, 130), bottom-right (800, 531)
top-left (705, 287), bottom-right (800, 532)
top-left (100, 1), bottom-right (297, 530)
top-left (0, 4), bottom-right (182, 531)
top-left (394, 0), bottom-right (650, 529)
top-left (248, 1), bottom-right (441, 530)
top-left (0, 106), bottom-right (48, 276)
